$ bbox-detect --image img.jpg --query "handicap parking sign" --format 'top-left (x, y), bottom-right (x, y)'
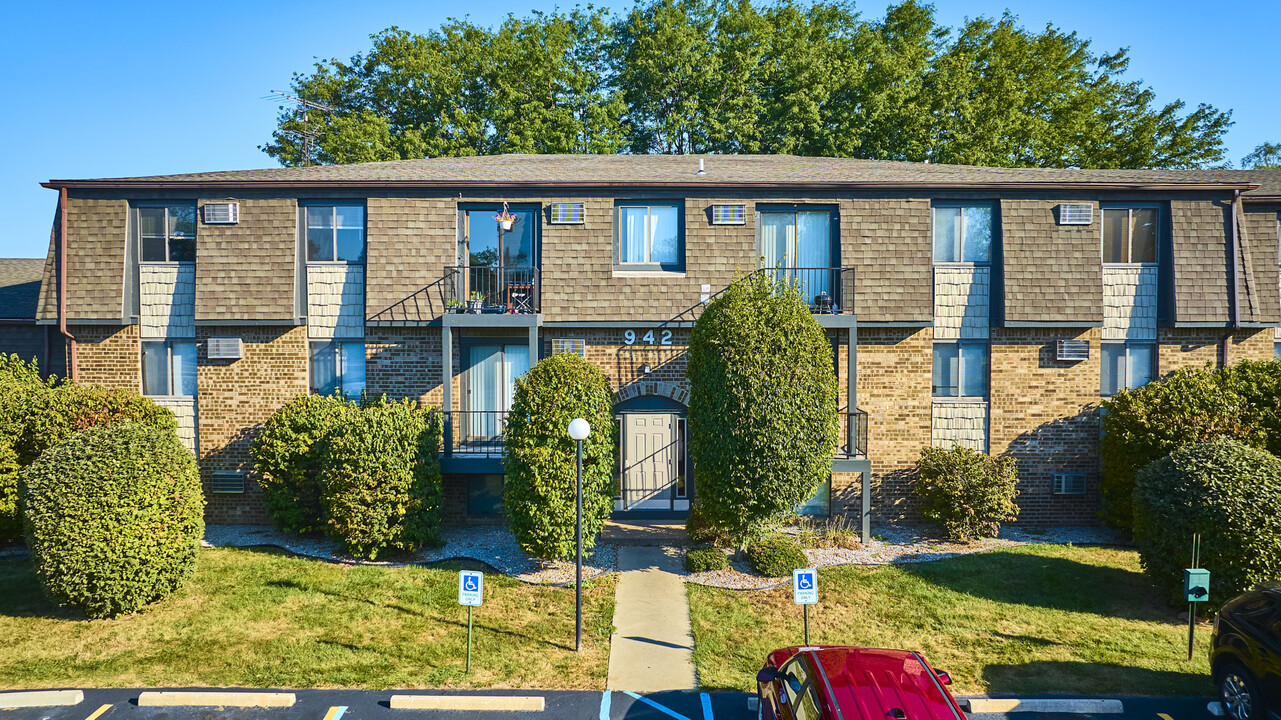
top-left (793, 568), bottom-right (818, 605)
top-left (458, 570), bottom-right (484, 606)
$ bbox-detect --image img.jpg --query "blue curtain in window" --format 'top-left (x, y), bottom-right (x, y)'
top-left (341, 343), bottom-right (366, 397)
top-left (172, 343), bottom-right (197, 396)
top-left (796, 211), bottom-right (832, 303)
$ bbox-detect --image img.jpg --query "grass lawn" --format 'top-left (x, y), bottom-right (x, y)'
top-left (0, 547), bottom-right (615, 690)
top-left (688, 544), bottom-right (1211, 696)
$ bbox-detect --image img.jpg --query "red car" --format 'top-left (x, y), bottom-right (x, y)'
top-left (756, 645), bottom-right (967, 720)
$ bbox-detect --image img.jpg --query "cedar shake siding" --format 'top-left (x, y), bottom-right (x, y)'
top-left (194, 197), bottom-right (298, 323)
top-left (999, 198), bottom-right (1103, 326)
top-left (37, 155), bottom-right (1281, 529)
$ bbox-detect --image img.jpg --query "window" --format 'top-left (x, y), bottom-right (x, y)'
top-left (933, 204), bottom-right (993, 263)
top-left (1275, 341), bottom-right (1281, 359)
top-left (141, 341), bottom-right (197, 396)
top-left (1101, 342), bottom-right (1155, 396)
top-left (138, 204), bottom-right (196, 262)
top-left (616, 203), bottom-right (682, 269)
top-left (760, 209), bottom-right (834, 305)
top-left (933, 342), bottom-right (989, 398)
top-left (468, 474), bottom-right (504, 516)
top-left (306, 204), bottom-right (366, 263)
top-left (1102, 207), bottom-right (1158, 264)
top-left (310, 341), bottom-right (366, 397)
top-left (797, 476), bottom-right (831, 517)
top-left (780, 657), bottom-right (823, 720)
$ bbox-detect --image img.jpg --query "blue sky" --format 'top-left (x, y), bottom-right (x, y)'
top-left (2, 1), bottom-right (1277, 258)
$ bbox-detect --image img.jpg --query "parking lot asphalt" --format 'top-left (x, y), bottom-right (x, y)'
top-left (0, 688), bottom-right (1221, 720)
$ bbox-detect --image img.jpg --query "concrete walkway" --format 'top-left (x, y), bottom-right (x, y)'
top-left (606, 546), bottom-right (698, 692)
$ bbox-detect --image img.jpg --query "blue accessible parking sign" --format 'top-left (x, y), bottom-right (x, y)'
top-left (458, 570), bottom-right (483, 606)
top-left (793, 568), bottom-right (818, 605)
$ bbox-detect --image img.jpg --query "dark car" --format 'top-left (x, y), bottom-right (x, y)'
top-left (1211, 585), bottom-right (1281, 720)
top-left (756, 645), bottom-right (966, 720)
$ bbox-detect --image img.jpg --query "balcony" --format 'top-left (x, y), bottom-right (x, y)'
top-left (442, 410), bottom-right (508, 457)
top-left (760, 267), bottom-right (856, 314)
top-left (444, 266), bottom-right (540, 314)
top-left (838, 408), bottom-right (868, 458)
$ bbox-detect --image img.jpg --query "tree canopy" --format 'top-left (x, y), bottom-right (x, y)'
top-left (1242, 142), bottom-right (1281, 169)
top-left (265, 0), bottom-right (1232, 170)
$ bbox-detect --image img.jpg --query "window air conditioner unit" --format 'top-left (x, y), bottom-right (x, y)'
top-left (711, 204), bottom-right (747, 225)
top-left (551, 338), bottom-right (587, 358)
top-left (550, 203), bottom-right (585, 224)
top-left (1057, 203), bottom-right (1093, 225)
top-left (1056, 339), bottom-right (1089, 362)
top-left (1053, 473), bottom-right (1087, 495)
top-left (202, 202), bottom-right (239, 224)
top-left (207, 337), bottom-right (244, 360)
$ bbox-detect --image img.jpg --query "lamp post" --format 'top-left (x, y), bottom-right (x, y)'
top-left (568, 417), bottom-right (591, 652)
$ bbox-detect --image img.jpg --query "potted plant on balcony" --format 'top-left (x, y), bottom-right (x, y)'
top-left (494, 208), bottom-right (518, 231)
top-left (468, 291), bottom-right (485, 314)
top-left (446, 297), bottom-right (465, 314)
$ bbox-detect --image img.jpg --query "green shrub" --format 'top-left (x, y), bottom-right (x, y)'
top-left (20, 422), bottom-right (204, 618)
top-left (914, 445), bottom-right (1019, 541)
top-left (316, 399), bottom-right (443, 560)
top-left (1133, 437), bottom-right (1281, 610)
top-left (687, 272), bottom-right (838, 543)
top-left (1100, 363), bottom-right (1261, 532)
top-left (684, 545), bottom-right (729, 573)
top-left (685, 501), bottom-right (729, 547)
top-left (0, 440), bottom-right (20, 541)
top-left (745, 534), bottom-right (808, 577)
top-left (251, 394), bottom-right (352, 534)
top-left (503, 352), bottom-right (617, 561)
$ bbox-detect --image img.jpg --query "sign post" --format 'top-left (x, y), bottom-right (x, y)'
top-left (458, 570), bottom-right (484, 671)
top-left (793, 568), bottom-right (818, 646)
top-left (1184, 534), bottom-right (1210, 661)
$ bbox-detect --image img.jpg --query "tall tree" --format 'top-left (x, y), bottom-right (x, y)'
top-left (1242, 142), bottom-right (1281, 169)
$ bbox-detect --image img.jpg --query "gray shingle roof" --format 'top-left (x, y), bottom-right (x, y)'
top-left (0, 258), bottom-right (45, 320)
top-left (44, 154), bottom-right (1277, 193)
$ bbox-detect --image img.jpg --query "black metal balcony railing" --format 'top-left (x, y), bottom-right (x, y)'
top-left (445, 266), bottom-right (540, 314)
top-left (760, 267), bottom-right (855, 314)
top-left (442, 410), bottom-right (509, 457)
top-left (838, 408), bottom-right (868, 458)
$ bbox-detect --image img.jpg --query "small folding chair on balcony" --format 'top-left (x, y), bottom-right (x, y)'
top-left (506, 282), bottom-right (534, 313)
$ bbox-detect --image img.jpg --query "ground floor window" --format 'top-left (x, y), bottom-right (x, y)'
top-left (310, 341), bottom-right (366, 397)
top-left (1100, 342), bottom-right (1155, 396)
top-left (468, 474), bottom-right (504, 516)
top-left (142, 340), bottom-right (197, 397)
top-left (796, 476), bottom-right (832, 516)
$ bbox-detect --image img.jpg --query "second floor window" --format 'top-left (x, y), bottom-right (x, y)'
top-left (617, 203), bottom-right (682, 269)
top-left (138, 204), bottom-right (196, 262)
top-left (1102, 207), bottom-right (1157, 264)
top-left (142, 340), bottom-right (197, 397)
top-left (310, 341), bottom-right (366, 397)
top-left (933, 342), bottom-right (989, 398)
top-left (933, 204), bottom-right (993, 263)
top-left (306, 204), bottom-right (365, 263)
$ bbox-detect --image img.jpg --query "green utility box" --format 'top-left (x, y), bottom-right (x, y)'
top-left (1184, 568), bottom-right (1210, 602)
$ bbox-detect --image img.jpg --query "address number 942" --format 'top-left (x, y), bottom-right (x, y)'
top-left (624, 329), bottom-right (673, 346)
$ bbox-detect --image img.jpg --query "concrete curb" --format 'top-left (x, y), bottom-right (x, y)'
top-left (964, 698), bottom-right (1125, 714)
top-left (136, 691), bottom-right (297, 708)
top-left (389, 695), bottom-right (546, 712)
top-left (0, 690), bottom-right (84, 708)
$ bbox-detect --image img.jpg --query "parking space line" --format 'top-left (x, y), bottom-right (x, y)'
top-left (700, 693), bottom-right (713, 720)
top-left (621, 691), bottom-right (692, 720)
top-left (85, 704), bottom-right (112, 720)
top-left (1158, 713), bottom-right (1174, 720)
top-left (322, 706), bottom-right (348, 720)
top-left (599, 691), bottom-right (611, 720)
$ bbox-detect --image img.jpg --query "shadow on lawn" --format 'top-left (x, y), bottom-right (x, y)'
top-left (896, 550), bottom-right (1174, 622)
top-left (0, 558), bottom-right (83, 620)
top-left (981, 660), bottom-right (1212, 696)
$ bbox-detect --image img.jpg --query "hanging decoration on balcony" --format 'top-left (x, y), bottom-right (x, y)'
top-left (494, 202), bottom-right (517, 231)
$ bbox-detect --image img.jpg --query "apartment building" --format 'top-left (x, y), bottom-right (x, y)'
top-left (28, 155), bottom-right (1281, 530)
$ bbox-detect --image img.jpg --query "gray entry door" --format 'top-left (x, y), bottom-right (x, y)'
top-left (622, 413), bottom-right (678, 510)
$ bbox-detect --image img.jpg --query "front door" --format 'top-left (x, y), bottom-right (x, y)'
top-left (622, 413), bottom-right (680, 510)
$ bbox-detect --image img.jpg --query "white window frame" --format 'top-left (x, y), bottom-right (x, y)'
top-left (614, 202), bottom-right (683, 270)
top-left (933, 341), bottom-right (990, 399)
top-left (309, 340), bottom-right (366, 397)
top-left (932, 202), bottom-right (994, 265)
top-left (304, 203), bottom-right (367, 264)
top-left (136, 203), bottom-right (197, 263)
top-left (1100, 341), bottom-right (1157, 397)
top-left (141, 340), bottom-right (197, 397)
top-left (1100, 204), bottom-right (1160, 266)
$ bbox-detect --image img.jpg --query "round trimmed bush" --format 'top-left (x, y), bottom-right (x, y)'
top-left (251, 394), bottom-right (351, 534)
top-left (687, 271), bottom-right (838, 543)
top-left (316, 399), bottom-right (443, 560)
top-left (684, 545), bottom-right (729, 573)
top-left (1133, 437), bottom-right (1281, 610)
top-left (745, 534), bottom-right (808, 577)
top-left (503, 352), bottom-right (617, 561)
top-left (20, 422), bottom-right (204, 618)
top-left (914, 445), bottom-right (1019, 541)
